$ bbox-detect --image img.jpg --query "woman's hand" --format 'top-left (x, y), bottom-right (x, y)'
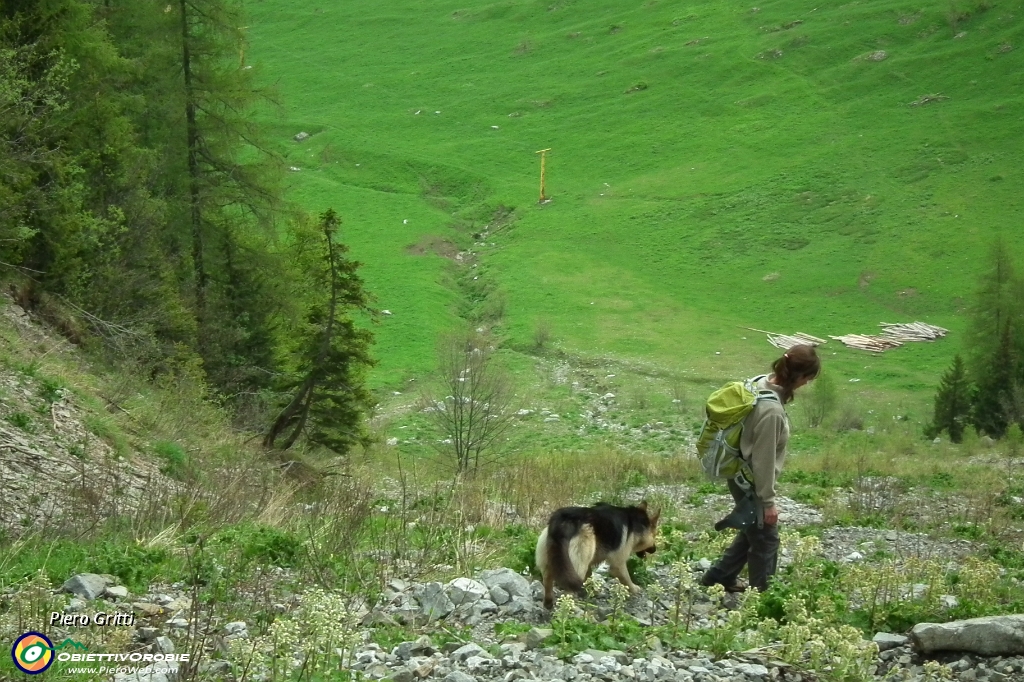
top-left (763, 505), bottom-right (779, 526)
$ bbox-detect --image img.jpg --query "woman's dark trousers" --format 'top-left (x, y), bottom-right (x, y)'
top-left (700, 479), bottom-right (780, 591)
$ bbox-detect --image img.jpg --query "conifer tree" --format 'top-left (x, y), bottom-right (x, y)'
top-left (967, 237), bottom-right (1022, 381)
top-left (264, 210), bottom-right (375, 455)
top-left (973, 324), bottom-right (1017, 438)
top-left (170, 0), bottom-right (285, 389)
top-left (926, 355), bottom-right (973, 443)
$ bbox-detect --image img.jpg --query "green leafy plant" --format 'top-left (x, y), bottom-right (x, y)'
top-left (153, 440), bottom-right (189, 480)
top-left (6, 412), bottom-right (33, 432)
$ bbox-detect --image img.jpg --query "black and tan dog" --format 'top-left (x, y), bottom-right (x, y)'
top-left (535, 501), bottom-right (660, 609)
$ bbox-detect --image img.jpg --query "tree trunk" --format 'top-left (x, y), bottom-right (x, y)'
top-left (179, 0), bottom-right (206, 318)
top-left (263, 211), bottom-right (342, 450)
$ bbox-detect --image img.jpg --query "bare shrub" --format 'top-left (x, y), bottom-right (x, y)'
top-left (1005, 423), bottom-right (1023, 476)
top-left (671, 374), bottom-right (688, 411)
top-left (532, 317), bottom-right (552, 351)
top-left (356, 472), bottom-right (485, 586)
top-left (801, 370), bottom-right (837, 428)
top-left (301, 475), bottom-right (375, 587)
top-left (421, 332), bottom-right (518, 474)
top-left (833, 403), bottom-right (865, 432)
top-left (850, 450), bottom-right (905, 522)
top-left (629, 383), bottom-right (650, 410)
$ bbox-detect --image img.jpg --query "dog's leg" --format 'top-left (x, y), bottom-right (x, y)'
top-left (542, 571), bottom-right (555, 610)
top-left (608, 559), bottom-right (642, 595)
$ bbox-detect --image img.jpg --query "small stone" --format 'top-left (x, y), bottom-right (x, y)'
top-left (387, 672), bottom-right (414, 682)
top-left (294, 132), bottom-right (310, 142)
top-left (224, 621), bottom-right (248, 639)
top-left (66, 598), bottom-right (87, 613)
top-left (394, 637), bottom-right (434, 660)
top-left (104, 585), bottom-right (129, 600)
top-left (478, 568), bottom-right (532, 598)
top-left (873, 632), bottom-right (908, 651)
top-left (451, 643), bottom-right (489, 662)
top-left (489, 585), bottom-right (510, 605)
top-left (137, 627), bottom-right (159, 642)
top-left (152, 636), bottom-right (175, 654)
top-left (525, 627), bottom-right (553, 649)
top-left (443, 672), bottom-right (475, 682)
top-left (365, 663), bottom-right (389, 678)
top-left (415, 582), bottom-right (454, 620)
top-left (446, 577), bottom-right (488, 606)
top-left (201, 661), bottom-right (232, 675)
top-left (132, 602), bottom-right (163, 617)
top-left (735, 662), bottom-right (770, 677)
top-left (62, 574), bottom-right (111, 600)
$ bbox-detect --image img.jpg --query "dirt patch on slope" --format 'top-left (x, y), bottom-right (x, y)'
top-left (406, 235), bottom-right (460, 259)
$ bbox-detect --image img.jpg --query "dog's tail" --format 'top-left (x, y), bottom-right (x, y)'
top-left (545, 513), bottom-right (593, 591)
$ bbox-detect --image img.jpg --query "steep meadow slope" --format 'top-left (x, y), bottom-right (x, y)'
top-left (247, 0), bottom-right (1024, 405)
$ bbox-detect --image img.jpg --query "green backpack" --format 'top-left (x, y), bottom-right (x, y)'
top-left (696, 375), bottom-right (780, 489)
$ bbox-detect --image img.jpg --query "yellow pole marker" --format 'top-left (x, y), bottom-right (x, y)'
top-left (535, 148), bottom-right (551, 202)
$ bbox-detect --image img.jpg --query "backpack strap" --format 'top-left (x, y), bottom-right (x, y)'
top-left (735, 376), bottom-right (781, 486)
top-left (748, 374), bottom-right (780, 404)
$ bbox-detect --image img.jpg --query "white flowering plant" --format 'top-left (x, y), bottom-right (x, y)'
top-left (226, 587), bottom-right (362, 681)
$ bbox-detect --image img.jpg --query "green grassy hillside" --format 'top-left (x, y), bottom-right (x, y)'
top-left (246, 0), bottom-right (1024, 404)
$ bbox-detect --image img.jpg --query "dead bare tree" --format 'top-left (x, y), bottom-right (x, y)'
top-left (422, 332), bottom-right (518, 474)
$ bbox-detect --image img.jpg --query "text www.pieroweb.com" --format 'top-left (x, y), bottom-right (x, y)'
top-left (65, 666), bottom-right (177, 675)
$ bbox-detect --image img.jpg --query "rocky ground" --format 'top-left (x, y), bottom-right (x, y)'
top-left (0, 302), bottom-right (170, 536)
top-left (30, 543), bottom-right (1024, 682)
top-left (3, 298), bottom-right (1024, 682)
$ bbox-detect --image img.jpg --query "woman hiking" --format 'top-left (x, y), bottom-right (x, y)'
top-left (700, 344), bottom-right (821, 592)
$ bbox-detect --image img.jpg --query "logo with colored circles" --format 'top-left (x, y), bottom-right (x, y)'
top-left (11, 632), bottom-right (54, 674)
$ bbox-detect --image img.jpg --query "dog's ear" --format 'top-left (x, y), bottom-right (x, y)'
top-left (650, 508), bottom-right (661, 525)
top-left (637, 500), bottom-right (648, 511)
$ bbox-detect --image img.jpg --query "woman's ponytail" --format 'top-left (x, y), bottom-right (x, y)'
top-left (771, 344), bottom-right (821, 403)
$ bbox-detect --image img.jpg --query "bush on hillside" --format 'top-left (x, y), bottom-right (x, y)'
top-left (925, 355), bottom-right (973, 443)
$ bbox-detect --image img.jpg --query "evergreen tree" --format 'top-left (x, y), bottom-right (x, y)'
top-left (967, 237), bottom-right (1022, 381)
top-left (173, 0), bottom-right (286, 391)
top-left (1, 0), bottom-right (374, 439)
top-left (264, 210), bottom-right (375, 455)
top-left (0, 0), bottom-right (195, 355)
top-left (973, 324), bottom-right (1017, 438)
top-left (926, 355), bottom-right (973, 443)
top-left (0, 29), bottom-right (73, 265)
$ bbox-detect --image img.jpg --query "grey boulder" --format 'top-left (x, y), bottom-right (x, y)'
top-left (478, 567), bottom-right (531, 599)
top-left (62, 574), bottom-right (112, 600)
top-left (873, 632), bottom-right (908, 651)
top-left (911, 615), bottom-right (1024, 655)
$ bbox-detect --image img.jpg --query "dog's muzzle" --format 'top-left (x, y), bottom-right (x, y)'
top-left (636, 545), bottom-right (656, 558)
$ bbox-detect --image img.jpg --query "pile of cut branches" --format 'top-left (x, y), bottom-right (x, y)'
top-left (743, 328), bottom-right (827, 350)
top-left (830, 321), bottom-right (948, 352)
top-left (879, 321), bottom-right (948, 341)
top-left (828, 334), bottom-right (904, 352)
